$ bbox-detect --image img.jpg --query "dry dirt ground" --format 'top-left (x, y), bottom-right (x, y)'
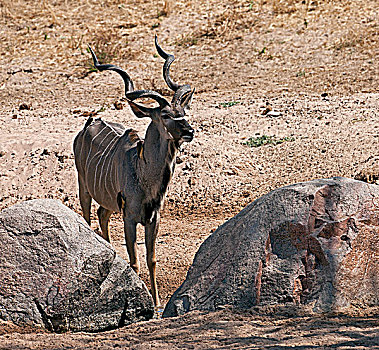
top-left (0, 0), bottom-right (378, 348)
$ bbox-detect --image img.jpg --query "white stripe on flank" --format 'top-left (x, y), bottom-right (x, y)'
top-left (104, 139), bottom-right (120, 200)
top-left (84, 125), bottom-right (107, 175)
top-left (97, 135), bottom-right (119, 196)
top-left (92, 131), bottom-right (116, 194)
top-left (109, 147), bottom-right (120, 200)
top-left (103, 120), bottom-right (124, 136)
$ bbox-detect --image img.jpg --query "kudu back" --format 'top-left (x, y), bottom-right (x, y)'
top-left (73, 36), bottom-right (195, 307)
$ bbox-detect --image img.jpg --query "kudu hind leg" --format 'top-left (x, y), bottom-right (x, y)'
top-left (78, 179), bottom-right (92, 225)
top-left (97, 206), bottom-right (112, 242)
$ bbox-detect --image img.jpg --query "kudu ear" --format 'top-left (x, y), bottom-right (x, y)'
top-left (180, 88), bottom-right (195, 113)
top-left (127, 99), bottom-right (153, 119)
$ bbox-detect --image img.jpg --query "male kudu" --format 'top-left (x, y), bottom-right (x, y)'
top-left (73, 36), bottom-right (195, 307)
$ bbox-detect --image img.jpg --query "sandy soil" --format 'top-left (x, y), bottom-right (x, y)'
top-left (0, 0), bottom-right (378, 348)
top-left (1, 306), bottom-right (378, 349)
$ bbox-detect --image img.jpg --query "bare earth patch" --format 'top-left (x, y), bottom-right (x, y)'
top-left (0, 0), bottom-right (378, 348)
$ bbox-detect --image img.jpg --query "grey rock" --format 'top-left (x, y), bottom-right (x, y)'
top-left (164, 177), bottom-right (379, 317)
top-left (0, 199), bottom-right (154, 332)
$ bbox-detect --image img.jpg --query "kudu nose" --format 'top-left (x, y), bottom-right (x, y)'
top-left (182, 127), bottom-right (194, 142)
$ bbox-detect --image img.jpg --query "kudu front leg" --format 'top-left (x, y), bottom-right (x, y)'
top-left (123, 218), bottom-right (140, 275)
top-left (145, 213), bottom-right (161, 307)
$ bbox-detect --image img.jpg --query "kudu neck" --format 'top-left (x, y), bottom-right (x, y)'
top-left (142, 122), bottom-right (177, 171)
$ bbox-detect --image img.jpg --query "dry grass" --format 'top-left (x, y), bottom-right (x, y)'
top-left (0, 0), bottom-right (159, 70)
top-left (1, 0), bottom-right (377, 88)
top-left (0, 0), bottom-right (377, 99)
top-left (0, 1), bottom-right (360, 60)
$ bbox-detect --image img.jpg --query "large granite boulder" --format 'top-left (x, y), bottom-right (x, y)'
top-left (0, 199), bottom-right (154, 332)
top-left (164, 177), bottom-right (379, 317)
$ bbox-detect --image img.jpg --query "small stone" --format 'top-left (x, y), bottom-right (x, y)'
top-left (19, 103), bottom-right (31, 111)
top-left (183, 162), bottom-right (192, 171)
top-left (261, 105), bottom-right (272, 115)
top-left (114, 101), bottom-right (124, 110)
top-left (266, 110), bottom-right (281, 117)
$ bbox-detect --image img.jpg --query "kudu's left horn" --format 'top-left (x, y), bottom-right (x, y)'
top-left (88, 45), bottom-right (134, 94)
top-left (154, 35), bottom-right (193, 108)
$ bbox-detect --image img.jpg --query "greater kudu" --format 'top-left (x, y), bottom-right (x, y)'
top-left (73, 37), bottom-right (195, 307)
